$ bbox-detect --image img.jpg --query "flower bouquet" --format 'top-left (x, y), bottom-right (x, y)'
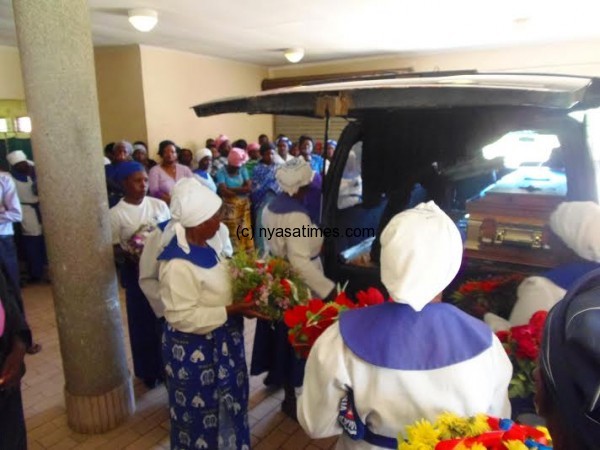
top-left (451, 274), bottom-right (525, 320)
top-left (123, 223), bottom-right (156, 261)
top-left (229, 252), bottom-right (310, 321)
top-left (283, 287), bottom-right (389, 358)
top-left (496, 310), bottom-right (547, 399)
top-left (398, 412), bottom-right (552, 449)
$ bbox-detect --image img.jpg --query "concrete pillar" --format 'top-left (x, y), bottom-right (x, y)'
top-left (12, 0), bottom-right (134, 433)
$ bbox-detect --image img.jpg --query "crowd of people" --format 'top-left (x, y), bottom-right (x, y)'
top-left (3, 130), bottom-right (600, 450)
top-left (77, 135), bottom-right (600, 449)
top-left (104, 133), bottom-right (338, 448)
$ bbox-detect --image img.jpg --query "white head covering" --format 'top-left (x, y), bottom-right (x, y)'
top-left (549, 201), bottom-right (600, 262)
top-left (276, 158), bottom-right (315, 195)
top-left (133, 143), bottom-right (147, 154)
top-left (161, 178), bottom-right (222, 254)
top-left (6, 150), bottom-right (27, 166)
top-left (380, 201), bottom-right (463, 311)
top-left (194, 148), bottom-right (213, 163)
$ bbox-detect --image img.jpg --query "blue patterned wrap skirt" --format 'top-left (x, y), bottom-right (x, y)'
top-left (162, 316), bottom-right (250, 450)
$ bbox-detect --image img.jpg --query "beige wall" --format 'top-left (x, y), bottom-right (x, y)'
top-left (139, 46), bottom-right (272, 157)
top-left (269, 39), bottom-right (600, 79)
top-left (94, 45), bottom-right (148, 147)
top-left (0, 45), bottom-right (24, 99)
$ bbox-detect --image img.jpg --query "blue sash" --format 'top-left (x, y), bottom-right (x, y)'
top-left (157, 238), bottom-right (219, 269)
top-left (338, 388), bottom-right (397, 449)
top-left (267, 193), bottom-right (310, 216)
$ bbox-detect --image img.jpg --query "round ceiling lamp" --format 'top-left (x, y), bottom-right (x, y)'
top-left (128, 8), bottom-right (158, 32)
top-left (284, 47), bottom-right (305, 63)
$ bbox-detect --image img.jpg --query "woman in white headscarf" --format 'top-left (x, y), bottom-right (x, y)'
top-left (297, 202), bottom-right (512, 449)
top-left (484, 201), bottom-right (600, 332)
top-left (158, 178), bottom-right (261, 450)
top-left (192, 148), bottom-right (217, 192)
top-left (251, 158), bottom-right (336, 419)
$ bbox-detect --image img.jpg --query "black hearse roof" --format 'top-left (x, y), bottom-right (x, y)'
top-left (192, 72), bottom-right (600, 118)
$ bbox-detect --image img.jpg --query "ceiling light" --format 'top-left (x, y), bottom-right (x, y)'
top-left (284, 48), bottom-right (305, 64)
top-left (128, 8), bottom-right (158, 32)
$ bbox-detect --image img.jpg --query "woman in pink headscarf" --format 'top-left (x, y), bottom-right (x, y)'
top-left (215, 148), bottom-right (254, 252)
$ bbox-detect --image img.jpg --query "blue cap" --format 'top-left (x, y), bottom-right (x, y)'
top-left (114, 161), bottom-right (145, 182)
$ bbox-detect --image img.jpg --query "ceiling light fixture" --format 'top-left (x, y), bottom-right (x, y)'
top-left (284, 47), bottom-right (305, 64)
top-left (128, 8), bottom-right (158, 32)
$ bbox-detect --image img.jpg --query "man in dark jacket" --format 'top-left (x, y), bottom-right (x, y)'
top-left (0, 268), bottom-right (31, 450)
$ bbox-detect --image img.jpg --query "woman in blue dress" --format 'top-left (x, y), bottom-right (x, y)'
top-left (158, 178), bottom-right (262, 450)
top-left (250, 143), bottom-right (280, 255)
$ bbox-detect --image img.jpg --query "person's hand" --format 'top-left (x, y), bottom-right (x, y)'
top-left (242, 309), bottom-right (271, 321)
top-left (0, 338), bottom-right (26, 389)
top-left (226, 302), bottom-right (270, 320)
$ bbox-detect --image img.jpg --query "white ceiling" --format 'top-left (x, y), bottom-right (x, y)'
top-left (1, 0), bottom-right (600, 67)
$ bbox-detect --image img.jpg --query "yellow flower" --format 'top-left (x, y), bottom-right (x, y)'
top-left (466, 414), bottom-right (491, 436)
top-left (405, 419), bottom-right (440, 447)
top-left (504, 440), bottom-right (529, 450)
top-left (468, 444), bottom-right (487, 450)
top-left (398, 442), bottom-right (433, 450)
top-left (435, 412), bottom-right (470, 440)
top-left (536, 426), bottom-right (552, 443)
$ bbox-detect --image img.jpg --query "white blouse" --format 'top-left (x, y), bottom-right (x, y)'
top-left (484, 275), bottom-right (567, 332)
top-left (298, 322), bottom-right (512, 450)
top-left (261, 207), bottom-right (334, 298)
top-left (109, 197), bottom-right (170, 249)
top-left (159, 257), bottom-right (232, 335)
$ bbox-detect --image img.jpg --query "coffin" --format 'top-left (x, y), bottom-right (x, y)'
top-left (465, 167), bottom-right (567, 268)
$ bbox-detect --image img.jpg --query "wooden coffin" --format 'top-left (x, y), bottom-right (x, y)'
top-left (464, 167), bottom-right (567, 268)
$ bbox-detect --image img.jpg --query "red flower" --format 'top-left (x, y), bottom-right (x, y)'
top-left (244, 288), bottom-right (256, 304)
top-left (478, 281), bottom-right (493, 293)
top-left (283, 305), bottom-right (309, 328)
top-left (280, 279), bottom-right (292, 296)
top-left (355, 287), bottom-right (385, 307)
top-left (529, 310), bottom-right (548, 336)
top-left (496, 330), bottom-right (510, 343)
top-left (307, 299), bottom-right (326, 314)
top-left (333, 292), bottom-right (355, 309)
top-left (458, 281), bottom-right (480, 295)
top-left (515, 337), bottom-right (539, 360)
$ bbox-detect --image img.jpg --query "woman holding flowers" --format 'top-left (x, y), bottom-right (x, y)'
top-left (158, 178), bottom-right (262, 450)
top-left (252, 158), bottom-right (336, 419)
top-left (297, 201), bottom-right (512, 449)
top-left (109, 161), bottom-right (171, 388)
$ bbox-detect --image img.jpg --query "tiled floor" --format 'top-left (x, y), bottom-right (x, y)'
top-left (20, 283), bottom-right (338, 449)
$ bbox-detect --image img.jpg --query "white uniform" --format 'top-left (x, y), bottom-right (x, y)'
top-left (140, 222), bottom-right (232, 317)
top-left (12, 176), bottom-right (41, 236)
top-left (262, 203), bottom-right (334, 298)
top-left (109, 197), bottom-right (170, 250)
top-left (484, 276), bottom-right (566, 331)
top-left (159, 254), bottom-right (231, 334)
top-left (298, 305), bottom-right (512, 450)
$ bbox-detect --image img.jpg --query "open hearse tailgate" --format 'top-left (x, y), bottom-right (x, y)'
top-left (192, 73), bottom-right (600, 118)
